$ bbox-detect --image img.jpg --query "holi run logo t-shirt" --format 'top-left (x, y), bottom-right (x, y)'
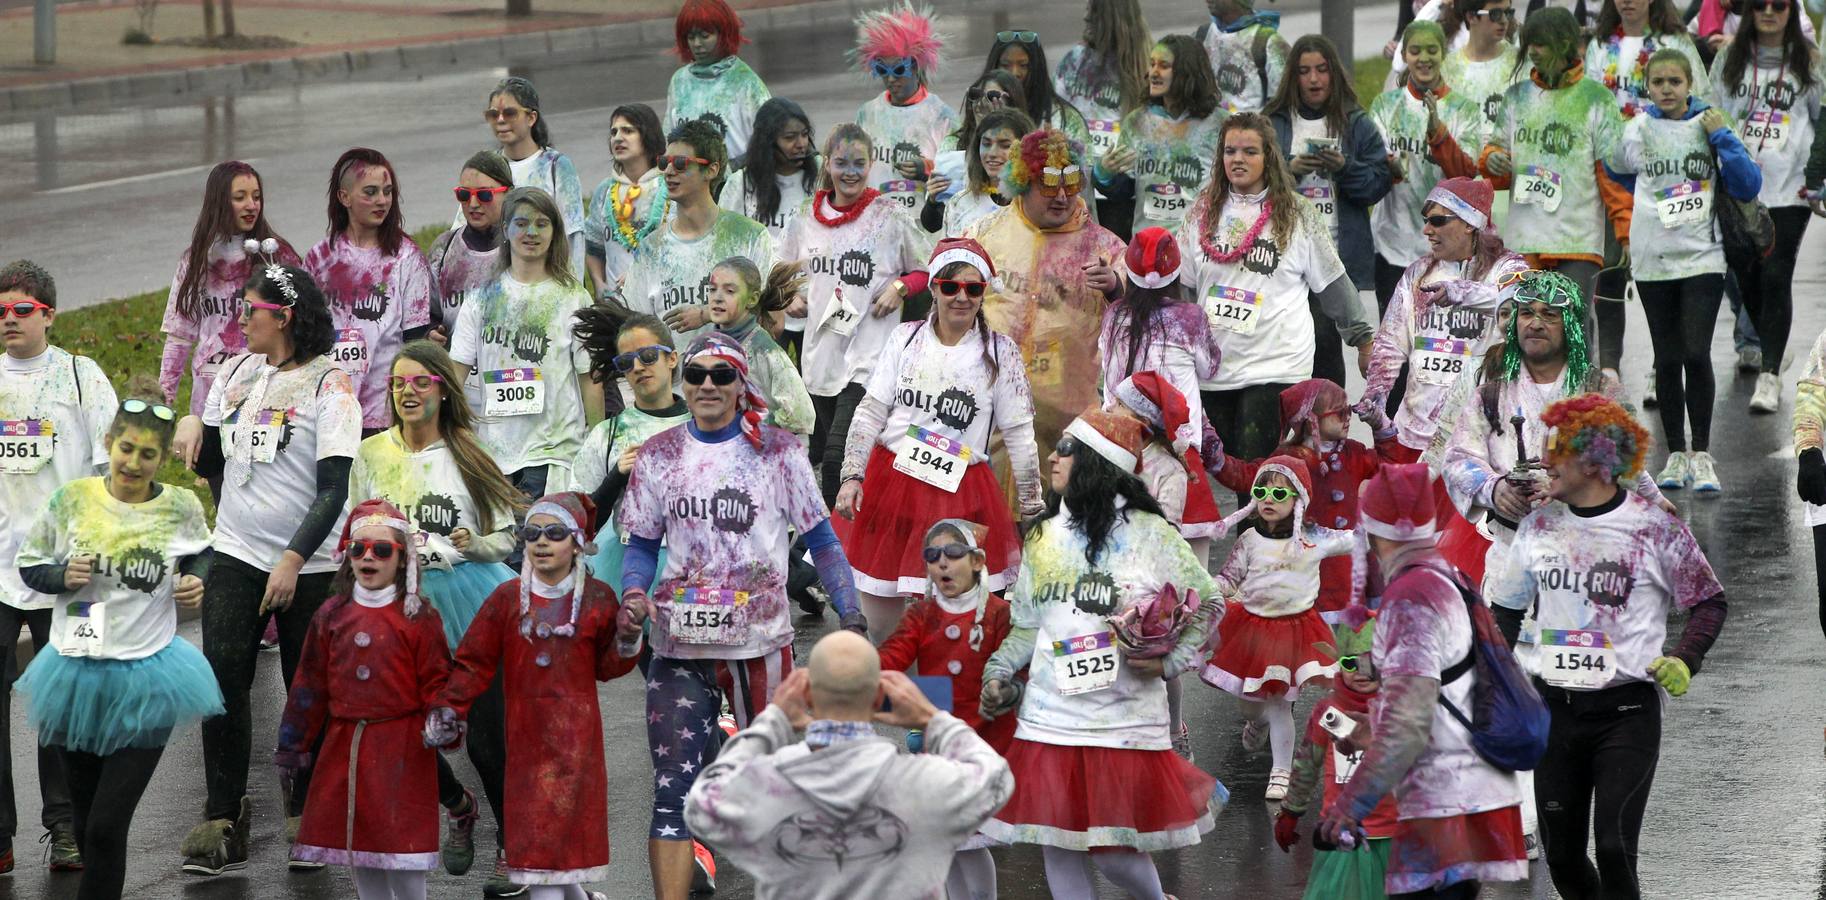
top-left (350, 428), bottom-right (516, 573)
top-left (619, 211), bottom-right (775, 346)
top-left (666, 56), bottom-right (771, 162)
top-left (1118, 106), bottom-right (1226, 235)
top-left (1712, 48), bottom-right (1825, 209)
top-left (864, 320), bottom-right (1035, 464)
top-left (855, 92), bottom-right (958, 214)
top-left (449, 274), bottom-right (594, 475)
top-left (1611, 113), bottom-right (1729, 281)
top-left (161, 238), bottom-right (303, 417)
top-left (303, 235), bottom-right (434, 430)
top-left (1055, 43), bottom-right (1128, 167)
top-left (779, 194), bottom-right (926, 396)
top-left (1489, 76), bottom-right (1623, 256)
top-left (1443, 46), bottom-right (1521, 133)
top-left (1369, 87), bottom-right (1492, 267)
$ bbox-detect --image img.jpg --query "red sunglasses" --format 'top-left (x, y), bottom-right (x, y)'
top-left (933, 279), bottom-right (987, 298)
top-left (347, 539), bottom-right (402, 561)
top-left (454, 186), bottom-right (505, 204)
top-left (0, 299), bottom-right (52, 319)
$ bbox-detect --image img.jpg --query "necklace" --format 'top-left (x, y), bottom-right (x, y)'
top-left (811, 188), bottom-right (881, 228)
top-left (1601, 27), bottom-right (1655, 116)
top-left (608, 179), bottom-right (667, 252)
top-left (1198, 198), bottom-right (1273, 264)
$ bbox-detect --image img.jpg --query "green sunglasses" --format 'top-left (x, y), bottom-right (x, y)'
top-left (1252, 485), bottom-right (1294, 503)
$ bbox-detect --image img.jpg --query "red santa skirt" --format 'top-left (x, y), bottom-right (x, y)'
top-left (980, 739), bottom-right (1224, 851)
top-left (293, 715), bottom-right (440, 870)
top-left (844, 445), bottom-right (1022, 596)
top-left (1386, 805), bottom-right (1528, 894)
top-left (1201, 606), bottom-right (1337, 700)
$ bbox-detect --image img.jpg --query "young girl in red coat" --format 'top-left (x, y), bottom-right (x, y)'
top-left (425, 492), bottom-right (638, 900)
top-left (875, 518), bottom-right (1012, 900)
top-left (276, 499), bottom-right (451, 900)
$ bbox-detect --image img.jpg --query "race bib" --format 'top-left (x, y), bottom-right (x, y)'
top-left (1515, 166), bottom-right (1563, 213)
top-left (246, 409), bottom-right (285, 464)
top-left (1332, 745), bottom-right (1363, 784)
top-left (821, 287), bottom-right (861, 337)
top-left (892, 425), bottom-right (971, 493)
top-left (1144, 182), bottom-right (1191, 221)
top-left (1745, 109), bottom-right (1789, 150)
top-left (1653, 180), bottom-right (1711, 228)
top-left (670, 587), bottom-right (747, 645)
top-left (331, 328), bottom-right (370, 376)
top-left (0, 419), bottom-right (53, 475)
top-left (1087, 119), bottom-right (1120, 156)
top-left (1410, 336), bottom-right (1475, 387)
top-left (483, 368), bottom-right (545, 417)
top-left (882, 179), bottom-right (920, 211)
top-left (1540, 628), bottom-right (1616, 690)
top-left (1204, 284), bottom-right (1263, 336)
top-left (60, 600), bottom-right (106, 658)
top-left (1299, 182), bottom-right (1338, 226)
top-left (1027, 339), bottom-right (1063, 388)
top-left (195, 351), bottom-right (231, 383)
top-left (1050, 629), bottom-right (1119, 696)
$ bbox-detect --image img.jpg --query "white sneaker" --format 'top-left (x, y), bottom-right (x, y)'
top-left (1689, 451), bottom-right (1721, 493)
top-left (1656, 451), bottom-right (1689, 489)
top-left (1737, 348), bottom-right (1763, 374)
top-left (1642, 372), bottom-right (1658, 408)
top-left (1751, 372), bottom-right (1782, 413)
top-left (1265, 768), bottom-right (1291, 802)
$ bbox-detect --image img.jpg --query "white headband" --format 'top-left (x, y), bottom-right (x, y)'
top-left (1064, 417), bottom-right (1138, 473)
top-left (927, 247), bottom-right (1001, 290)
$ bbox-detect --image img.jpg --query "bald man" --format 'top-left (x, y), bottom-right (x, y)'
top-left (683, 632), bottom-right (1012, 900)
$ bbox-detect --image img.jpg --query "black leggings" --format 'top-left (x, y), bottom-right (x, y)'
top-left (199, 553), bottom-right (334, 822)
top-left (62, 742), bottom-right (165, 900)
top-left (1374, 254), bottom-right (1411, 416)
top-left (1636, 274), bottom-right (1725, 452)
top-left (435, 670), bottom-right (508, 844)
top-left (1813, 523), bottom-right (1826, 642)
top-left (1202, 382), bottom-right (1295, 469)
top-left (1391, 882), bottom-right (1480, 899)
top-left (1594, 264), bottom-right (1630, 373)
top-left (0, 604), bottom-right (70, 841)
top-left (1308, 294), bottom-right (1348, 389)
top-left (1733, 205), bottom-right (1811, 373)
top-left (809, 384), bottom-right (866, 507)
top-left (1535, 680), bottom-right (1662, 900)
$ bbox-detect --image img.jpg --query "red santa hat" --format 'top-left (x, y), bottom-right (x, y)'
top-left (1124, 227), bottom-right (1182, 290)
top-left (1110, 371), bottom-right (1221, 531)
top-left (1063, 407), bottom-right (1145, 473)
top-left (337, 498), bottom-right (422, 618)
top-left (1279, 378), bottom-right (1349, 447)
top-left (1214, 453), bottom-right (1315, 544)
top-left (518, 491), bottom-right (600, 639)
top-left (927, 236), bottom-right (1000, 290)
top-left (1359, 463), bottom-right (1439, 541)
top-left (1425, 177), bottom-right (1494, 232)
top-left (925, 518), bottom-right (992, 650)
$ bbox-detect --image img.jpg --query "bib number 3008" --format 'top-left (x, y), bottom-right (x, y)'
top-left (484, 368), bottom-right (545, 417)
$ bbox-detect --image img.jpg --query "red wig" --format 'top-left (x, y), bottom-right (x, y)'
top-left (674, 0), bottom-right (746, 63)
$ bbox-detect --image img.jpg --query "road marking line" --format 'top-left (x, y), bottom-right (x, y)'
top-left (40, 161), bottom-right (251, 195)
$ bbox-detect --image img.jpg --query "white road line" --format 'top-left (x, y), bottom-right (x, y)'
top-left (39, 161), bottom-right (253, 196)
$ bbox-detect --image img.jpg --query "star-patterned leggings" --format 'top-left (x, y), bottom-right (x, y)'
top-left (645, 649), bottom-right (793, 839)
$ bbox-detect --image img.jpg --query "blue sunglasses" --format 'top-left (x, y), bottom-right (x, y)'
top-left (871, 59), bottom-right (916, 78)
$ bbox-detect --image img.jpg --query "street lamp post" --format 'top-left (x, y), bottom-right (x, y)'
top-left (34, 0), bottom-right (55, 64)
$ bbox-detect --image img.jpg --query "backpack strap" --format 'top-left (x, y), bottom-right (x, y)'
top-left (1252, 27), bottom-right (1273, 103)
top-left (71, 353), bottom-right (82, 409)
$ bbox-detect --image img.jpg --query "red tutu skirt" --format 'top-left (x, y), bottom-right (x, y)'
top-left (1202, 606), bottom-right (1337, 699)
top-left (844, 445), bottom-right (1022, 596)
top-left (1387, 805), bottom-right (1528, 894)
top-left (980, 739), bottom-right (1224, 851)
top-left (1434, 478), bottom-right (1490, 586)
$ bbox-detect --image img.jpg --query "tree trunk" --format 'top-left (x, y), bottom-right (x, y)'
top-left (222, 0), bottom-right (235, 38)
top-left (506, 0), bottom-right (530, 17)
top-left (201, 0), bottom-right (217, 40)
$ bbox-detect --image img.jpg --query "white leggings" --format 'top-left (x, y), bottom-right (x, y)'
top-left (861, 592), bottom-right (906, 645)
top-left (1239, 695), bottom-right (1298, 771)
top-left (525, 886), bottom-right (592, 900)
top-left (350, 867), bottom-right (426, 900)
top-left (1040, 846), bottom-right (1165, 899)
top-left (945, 847), bottom-right (997, 899)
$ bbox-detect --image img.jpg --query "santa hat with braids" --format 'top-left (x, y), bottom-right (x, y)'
top-left (1214, 454), bottom-right (1315, 546)
top-left (518, 492), bottom-right (599, 640)
top-left (1110, 372), bottom-right (1222, 536)
top-left (337, 499), bottom-right (423, 617)
top-left (683, 331), bottom-right (769, 450)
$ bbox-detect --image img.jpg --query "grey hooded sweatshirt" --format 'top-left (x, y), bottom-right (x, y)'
top-left (684, 707), bottom-right (1013, 900)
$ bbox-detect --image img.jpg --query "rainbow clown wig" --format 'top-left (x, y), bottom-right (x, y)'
top-left (1498, 269), bottom-right (1590, 391)
top-left (674, 0), bottom-right (747, 62)
top-left (1540, 393), bottom-right (1650, 482)
top-left (1002, 128), bottom-right (1086, 197)
top-left (852, 2), bottom-right (944, 79)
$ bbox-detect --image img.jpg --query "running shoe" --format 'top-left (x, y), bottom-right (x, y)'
top-left (1655, 451), bottom-right (1689, 490)
top-left (1171, 723), bottom-right (1195, 764)
top-left (260, 616), bottom-right (280, 652)
top-left (717, 713), bottom-right (737, 738)
top-left (692, 839), bottom-right (717, 892)
top-left (1689, 451), bottom-right (1722, 493)
top-left (1642, 372), bottom-right (1657, 409)
top-left (180, 797), bottom-right (250, 876)
top-left (1525, 830), bottom-right (1542, 860)
top-left (1751, 372), bottom-right (1782, 413)
top-left (442, 789), bottom-right (480, 876)
top-left (1738, 347), bottom-right (1763, 374)
top-left (1265, 768), bottom-right (1292, 802)
top-left (1240, 718), bottom-right (1267, 753)
top-left (484, 848), bottom-right (527, 897)
top-left (285, 813), bottom-right (324, 871)
top-left (0, 842), bottom-right (12, 875)
top-left (43, 828), bottom-right (81, 871)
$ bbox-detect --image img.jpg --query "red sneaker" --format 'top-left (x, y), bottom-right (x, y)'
top-left (691, 839), bottom-right (716, 892)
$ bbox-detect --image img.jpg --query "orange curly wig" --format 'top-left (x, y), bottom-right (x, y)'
top-left (1003, 128), bottom-right (1084, 197)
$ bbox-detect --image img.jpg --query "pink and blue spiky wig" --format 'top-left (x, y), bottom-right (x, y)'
top-left (852, 2), bottom-right (944, 80)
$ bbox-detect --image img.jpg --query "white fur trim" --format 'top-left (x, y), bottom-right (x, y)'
top-left (928, 247), bottom-right (996, 281)
top-left (1360, 515), bottom-right (1439, 541)
top-left (1126, 265), bottom-right (1182, 290)
top-left (1425, 185), bottom-right (1488, 230)
top-left (1064, 418), bottom-right (1137, 472)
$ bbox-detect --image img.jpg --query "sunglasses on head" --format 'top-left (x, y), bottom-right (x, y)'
top-left (871, 59), bottom-right (916, 78)
top-left (923, 544), bottom-right (975, 563)
top-left (0, 299), bottom-right (51, 319)
top-left (658, 154), bottom-right (711, 172)
top-left (121, 398), bottom-right (175, 421)
top-left (1252, 485), bottom-right (1295, 502)
top-left (482, 107), bottom-right (527, 123)
top-left (347, 539), bottom-right (402, 561)
top-left (1055, 436), bottom-right (1079, 457)
top-left (454, 186), bottom-right (505, 204)
top-left (613, 345), bottom-right (673, 373)
top-left (1423, 214), bottom-right (1461, 228)
top-left (519, 523), bottom-right (575, 543)
top-left (682, 364), bottom-right (741, 386)
top-left (996, 30), bottom-right (1039, 43)
top-left (933, 278), bottom-right (987, 298)
top-left (389, 373), bottom-right (444, 393)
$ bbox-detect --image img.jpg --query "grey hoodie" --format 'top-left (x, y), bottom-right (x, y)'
top-left (684, 707), bottom-right (1013, 900)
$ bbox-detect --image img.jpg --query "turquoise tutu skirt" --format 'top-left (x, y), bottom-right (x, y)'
top-left (587, 519), bottom-right (666, 596)
top-left (17, 637), bottom-right (224, 755)
top-left (421, 561), bottom-right (515, 650)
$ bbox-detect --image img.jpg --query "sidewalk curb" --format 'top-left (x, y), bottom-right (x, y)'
top-left (3, 0), bottom-right (1014, 115)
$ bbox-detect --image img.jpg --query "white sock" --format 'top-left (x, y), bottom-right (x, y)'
top-left (1266, 695), bottom-right (1296, 772)
top-left (945, 847), bottom-right (997, 900)
top-left (860, 592), bottom-right (905, 645)
top-left (1088, 848), bottom-right (1165, 900)
top-left (1041, 845), bottom-right (1098, 899)
top-left (350, 867), bottom-right (427, 900)
top-left (525, 886), bottom-right (587, 900)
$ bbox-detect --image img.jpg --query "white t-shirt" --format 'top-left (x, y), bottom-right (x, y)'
top-left (1178, 192), bottom-right (1347, 390)
top-left (619, 424), bottom-right (828, 660)
top-left (1488, 76), bottom-right (1624, 257)
top-left (863, 321), bottom-right (1034, 462)
top-left (0, 348), bottom-right (117, 611)
top-left (205, 354), bottom-right (363, 574)
top-left (1289, 113), bottom-right (1343, 240)
top-left (586, 166), bottom-right (671, 291)
top-left (20, 477), bottom-right (210, 660)
top-left (778, 194), bottom-right (925, 396)
top-left (349, 429), bottom-right (516, 574)
top-left (302, 235), bottom-right (436, 430)
top-left (718, 170), bottom-right (811, 241)
top-left (1369, 255), bottom-right (1524, 451)
top-left (1443, 47), bottom-right (1522, 131)
top-left (449, 148), bottom-right (587, 277)
top-left (1712, 47), bottom-right (1825, 209)
top-left (449, 274), bottom-right (593, 475)
top-left (573, 403), bottom-right (691, 535)
top-left (1215, 525), bottom-right (1359, 618)
top-left (1369, 86), bottom-right (1493, 266)
top-left (1612, 111), bottom-right (1733, 281)
top-left (855, 91), bottom-right (959, 215)
top-left (1489, 493), bottom-right (1723, 689)
top-left (618, 210), bottom-right (775, 346)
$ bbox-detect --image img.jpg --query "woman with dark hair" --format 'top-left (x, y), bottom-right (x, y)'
top-left (665, 0), bottom-right (771, 163)
top-left (719, 98), bottom-right (817, 238)
top-left (1095, 34), bottom-right (1226, 236)
top-left (349, 340), bottom-right (523, 892)
top-left (921, 107), bottom-right (1034, 236)
top-left (982, 32), bottom-right (1092, 150)
top-left (162, 162), bottom-right (301, 419)
top-left (1714, 0), bottom-right (1826, 414)
top-left (946, 70), bottom-right (1025, 152)
top-left (978, 408), bottom-right (1220, 900)
top-left (1056, 0), bottom-right (1153, 235)
top-left (1589, 0), bottom-right (1711, 117)
top-left (1265, 34), bottom-right (1391, 385)
top-left (469, 77), bottom-right (586, 277)
top-left (170, 264), bottom-right (362, 876)
top-left (835, 238), bottom-right (1041, 642)
top-left (426, 151), bottom-right (512, 373)
top-left (305, 148), bottom-right (435, 438)
top-left (16, 389), bottom-right (221, 900)
top-left (585, 103), bottom-right (667, 303)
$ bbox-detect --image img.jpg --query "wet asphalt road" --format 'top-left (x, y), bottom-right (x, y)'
top-left (3, 0), bottom-right (1825, 897)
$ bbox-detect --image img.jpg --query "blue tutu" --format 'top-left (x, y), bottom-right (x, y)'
top-left (421, 561), bottom-right (515, 650)
top-left (17, 637), bottom-right (224, 756)
top-left (588, 515), bottom-right (667, 596)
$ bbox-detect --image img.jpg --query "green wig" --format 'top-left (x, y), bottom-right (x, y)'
top-left (1498, 269), bottom-right (1590, 391)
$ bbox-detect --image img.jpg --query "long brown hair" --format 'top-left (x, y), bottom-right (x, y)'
top-left (496, 187), bottom-right (578, 288)
top-left (968, 108), bottom-right (1036, 194)
top-left (327, 148), bottom-right (408, 256)
top-left (1083, 0), bottom-right (1153, 115)
top-left (176, 162), bottom-right (294, 321)
top-left (1720, 0), bottom-right (1818, 93)
top-left (1155, 34), bottom-right (1220, 119)
top-left (1265, 34), bottom-right (1360, 140)
top-left (390, 341), bottom-right (526, 533)
top-left (1197, 113), bottom-right (1303, 247)
top-left (1594, 0), bottom-right (1684, 38)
